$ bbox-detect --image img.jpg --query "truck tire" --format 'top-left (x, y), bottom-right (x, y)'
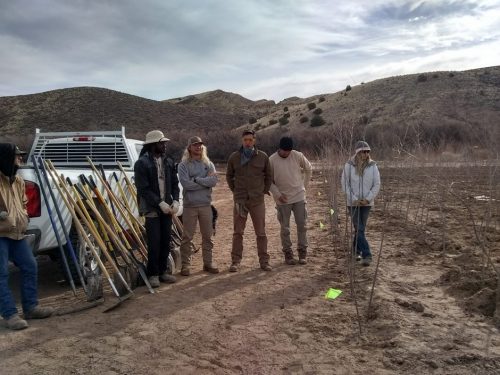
top-left (60, 224), bottom-right (103, 301)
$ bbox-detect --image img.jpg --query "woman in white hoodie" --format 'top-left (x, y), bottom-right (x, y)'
top-left (341, 141), bottom-right (381, 266)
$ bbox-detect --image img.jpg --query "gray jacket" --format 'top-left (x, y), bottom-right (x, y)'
top-left (177, 159), bottom-right (217, 207)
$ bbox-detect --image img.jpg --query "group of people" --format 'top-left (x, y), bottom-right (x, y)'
top-left (0, 131), bottom-right (380, 331)
top-left (134, 129), bottom-right (381, 289)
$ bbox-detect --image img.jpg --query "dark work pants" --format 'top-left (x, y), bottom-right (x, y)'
top-left (145, 214), bottom-right (173, 276)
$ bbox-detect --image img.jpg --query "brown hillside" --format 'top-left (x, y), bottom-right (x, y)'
top-left (244, 66), bottom-right (500, 154)
top-left (165, 89), bottom-right (276, 117)
top-left (0, 87), bottom-right (245, 142)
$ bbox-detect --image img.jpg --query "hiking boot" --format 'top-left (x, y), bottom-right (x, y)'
top-left (356, 254), bottom-right (362, 261)
top-left (361, 257), bottom-right (372, 267)
top-left (203, 264), bottom-right (220, 274)
top-left (285, 258), bottom-right (297, 265)
top-left (149, 276), bottom-right (160, 288)
top-left (180, 266), bottom-right (190, 276)
top-left (159, 273), bottom-right (177, 283)
top-left (298, 258), bottom-right (307, 265)
top-left (260, 263), bottom-right (273, 271)
top-left (229, 263), bottom-right (240, 272)
top-left (24, 305), bottom-right (54, 320)
top-left (5, 314), bottom-right (28, 330)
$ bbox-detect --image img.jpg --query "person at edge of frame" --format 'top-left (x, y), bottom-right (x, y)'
top-left (341, 140), bottom-right (381, 267)
top-left (177, 136), bottom-right (219, 276)
top-left (0, 143), bottom-right (54, 330)
top-left (134, 130), bottom-right (180, 288)
top-left (269, 136), bottom-right (312, 265)
top-left (226, 129), bottom-right (273, 272)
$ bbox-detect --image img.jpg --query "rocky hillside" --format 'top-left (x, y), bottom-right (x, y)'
top-left (242, 66), bottom-right (500, 153)
top-left (0, 87), bottom-right (247, 142)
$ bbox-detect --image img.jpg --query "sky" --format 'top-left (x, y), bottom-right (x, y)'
top-left (1, 0), bottom-right (499, 102)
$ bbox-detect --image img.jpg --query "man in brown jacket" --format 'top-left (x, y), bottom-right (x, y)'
top-left (0, 144), bottom-right (53, 330)
top-left (226, 130), bottom-right (272, 272)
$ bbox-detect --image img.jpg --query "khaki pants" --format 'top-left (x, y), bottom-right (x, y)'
top-left (276, 200), bottom-right (308, 259)
top-left (180, 205), bottom-right (214, 267)
top-left (231, 201), bottom-right (269, 265)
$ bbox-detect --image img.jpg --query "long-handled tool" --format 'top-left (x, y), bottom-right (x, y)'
top-left (45, 161), bottom-right (134, 312)
top-left (81, 174), bottom-right (154, 293)
top-left (31, 156), bottom-right (77, 295)
top-left (36, 157), bottom-right (88, 294)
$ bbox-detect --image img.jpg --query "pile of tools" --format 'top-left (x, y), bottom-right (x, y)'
top-left (32, 156), bottom-right (182, 311)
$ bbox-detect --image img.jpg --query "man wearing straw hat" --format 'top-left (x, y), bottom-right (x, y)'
top-left (177, 136), bottom-right (219, 276)
top-left (0, 144), bottom-right (54, 330)
top-left (134, 131), bottom-right (180, 287)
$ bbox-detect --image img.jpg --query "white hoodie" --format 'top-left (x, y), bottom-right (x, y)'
top-left (341, 159), bottom-right (381, 207)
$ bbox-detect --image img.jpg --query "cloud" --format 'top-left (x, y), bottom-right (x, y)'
top-left (0, 0), bottom-right (499, 101)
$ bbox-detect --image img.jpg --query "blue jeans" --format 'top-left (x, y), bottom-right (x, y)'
top-left (349, 206), bottom-right (372, 259)
top-left (0, 237), bottom-right (38, 319)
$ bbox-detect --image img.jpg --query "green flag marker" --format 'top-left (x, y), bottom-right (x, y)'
top-left (325, 288), bottom-right (342, 300)
top-left (319, 221), bottom-right (325, 230)
top-left (330, 208), bottom-right (334, 215)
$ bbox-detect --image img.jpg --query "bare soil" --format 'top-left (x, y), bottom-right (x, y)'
top-left (1, 165), bottom-right (500, 374)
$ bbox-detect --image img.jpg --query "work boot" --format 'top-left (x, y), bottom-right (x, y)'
top-left (285, 257), bottom-right (297, 265)
top-left (159, 273), bottom-right (177, 283)
top-left (298, 258), bottom-right (307, 265)
top-left (203, 264), bottom-right (220, 274)
top-left (361, 257), bottom-right (372, 267)
top-left (5, 314), bottom-right (28, 330)
top-left (149, 276), bottom-right (160, 288)
top-left (229, 263), bottom-right (240, 272)
top-left (24, 305), bottom-right (54, 320)
top-left (260, 263), bottom-right (273, 271)
top-left (180, 265), bottom-right (190, 276)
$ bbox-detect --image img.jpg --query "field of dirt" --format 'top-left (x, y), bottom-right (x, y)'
top-left (1, 163), bottom-right (500, 374)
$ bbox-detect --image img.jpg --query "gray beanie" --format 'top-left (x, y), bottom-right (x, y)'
top-left (355, 141), bottom-right (371, 154)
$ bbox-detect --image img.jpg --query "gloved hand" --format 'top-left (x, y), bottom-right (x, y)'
top-left (159, 201), bottom-right (172, 215)
top-left (171, 200), bottom-right (180, 214)
top-left (0, 211), bottom-right (8, 220)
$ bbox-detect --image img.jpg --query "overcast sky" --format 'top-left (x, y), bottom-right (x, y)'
top-left (1, 0), bottom-right (499, 102)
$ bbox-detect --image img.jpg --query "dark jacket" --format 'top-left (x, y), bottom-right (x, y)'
top-left (0, 143), bottom-right (29, 239)
top-left (134, 150), bottom-right (180, 216)
top-left (226, 146), bottom-right (272, 206)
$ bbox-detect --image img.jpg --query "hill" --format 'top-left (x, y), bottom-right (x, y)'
top-left (242, 66), bottom-right (500, 156)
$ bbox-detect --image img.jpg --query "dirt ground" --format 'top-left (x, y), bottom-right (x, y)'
top-left (1, 165), bottom-right (500, 374)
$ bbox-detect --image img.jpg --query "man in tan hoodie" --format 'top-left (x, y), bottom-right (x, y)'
top-left (0, 144), bottom-right (53, 330)
top-left (269, 137), bottom-right (312, 265)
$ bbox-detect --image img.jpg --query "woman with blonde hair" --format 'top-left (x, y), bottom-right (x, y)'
top-left (177, 136), bottom-right (219, 276)
top-left (341, 141), bottom-right (381, 266)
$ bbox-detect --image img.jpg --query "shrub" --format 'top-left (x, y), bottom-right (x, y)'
top-left (278, 117), bottom-right (289, 125)
top-left (249, 117), bottom-right (257, 124)
top-left (269, 119), bottom-right (278, 125)
top-left (417, 74), bottom-right (427, 83)
top-left (254, 123), bottom-right (261, 130)
top-left (283, 112), bottom-right (290, 118)
top-left (318, 97), bottom-right (325, 103)
top-left (299, 116), bottom-right (309, 123)
top-left (448, 72), bottom-right (455, 77)
top-left (283, 106), bottom-right (288, 112)
top-left (313, 108), bottom-right (322, 115)
top-left (432, 73), bottom-right (439, 79)
top-left (310, 115), bottom-right (325, 127)
top-left (307, 102), bottom-right (316, 110)
top-left (345, 85), bottom-right (352, 91)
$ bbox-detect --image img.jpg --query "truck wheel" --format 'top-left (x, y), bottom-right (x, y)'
top-left (61, 224), bottom-right (103, 301)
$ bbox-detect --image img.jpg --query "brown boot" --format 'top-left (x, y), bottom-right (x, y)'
top-left (203, 264), bottom-right (219, 274)
top-left (260, 263), bottom-right (273, 271)
top-left (24, 305), bottom-right (54, 320)
top-left (180, 265), bottom-right (190, 276)
top-left (229, 263), bottom-right (240, 272)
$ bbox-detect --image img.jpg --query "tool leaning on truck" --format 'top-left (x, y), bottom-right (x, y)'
top-left (20, 129), bottom-right (183, 308)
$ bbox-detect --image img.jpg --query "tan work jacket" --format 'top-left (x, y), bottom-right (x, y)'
top-left (0, 172), bottom-right (29, 240)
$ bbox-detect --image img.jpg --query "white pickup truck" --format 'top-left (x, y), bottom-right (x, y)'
top-left (19, 128), bottom-right (181, 294)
